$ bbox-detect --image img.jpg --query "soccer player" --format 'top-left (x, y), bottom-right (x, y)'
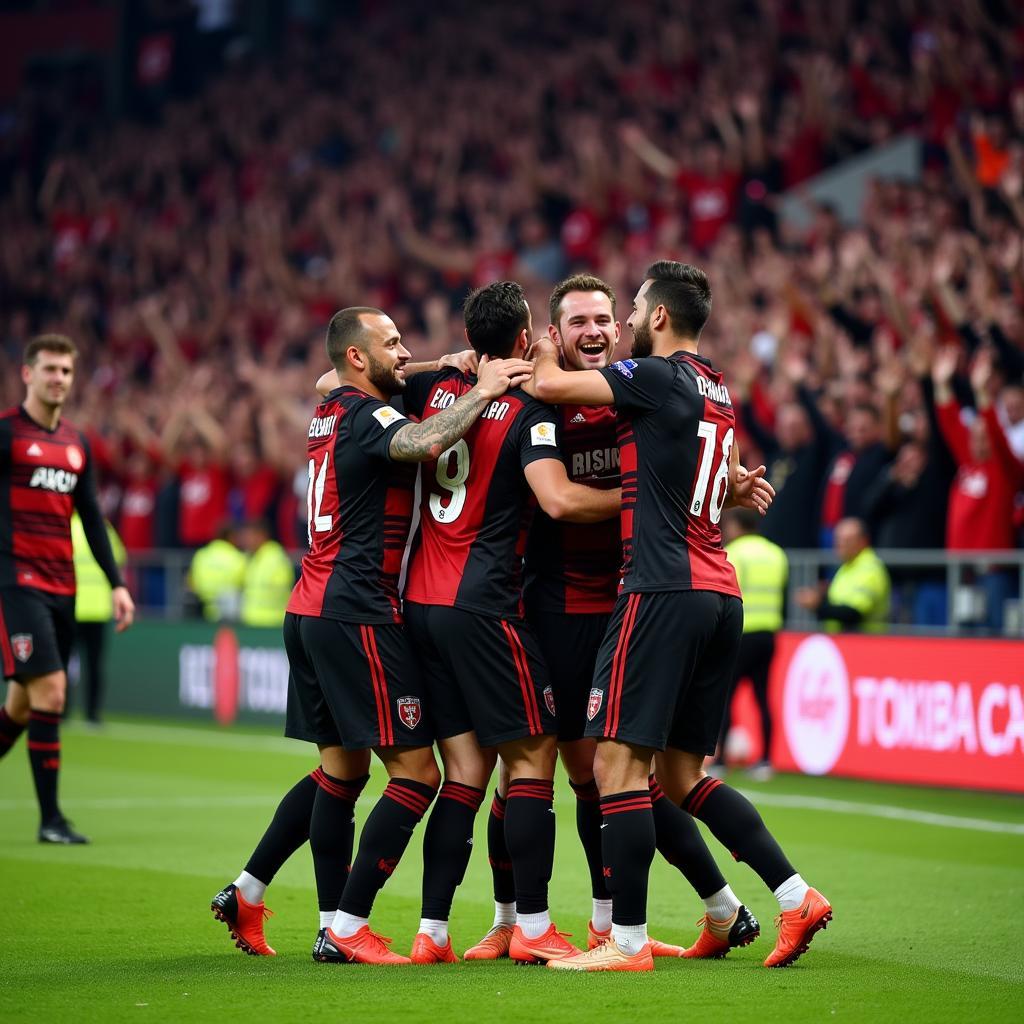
top-left (0, 334), bottom-right (135, 844)
top-left (467, 274), bottom-right (760, 962)
top-left (211, 308), bottom-right (531, 964)
top-left (533, 262), bottom-right (832, 972)
top-left (398, 281), bottom-right (621, 965)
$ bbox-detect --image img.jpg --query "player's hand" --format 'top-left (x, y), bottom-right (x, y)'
top-left (475, 355), bottom-right (534, 401)
top-left (730, 464), bottom-right (775, 515)
top-left (526, 334), bottom-right (558, 361)
top-left (112, 586), bottom-right (136, 633)
top-left (439, 349), bottom-right (479, 374)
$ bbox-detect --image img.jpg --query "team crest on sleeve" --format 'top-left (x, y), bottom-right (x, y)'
top-left (530, 422), bottom-right (557, 447)
top-left (65, 446), bottom-right (83, 471)
top-left (372, 406), bottom-right (407, 429)
top-left (11, 633), bottom-right (33, 663)
top-left (587, 688), bottom-right (604, 721)
top-left (396, 696), bottom-right (422, 729)
top-left (610, 359), bottom-right (638, 379)
top-left (543, 685), bottom-right (556, 717)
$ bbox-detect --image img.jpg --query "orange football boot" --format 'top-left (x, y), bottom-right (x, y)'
top-left (463, 925), bottom-right (514, 960)
top-left (763, 888), bottom-right (832, 968)
top-left (587, 921), bottom-right (683, 957)
top-left (509, 923), bottom-right (581, 964)
top-left (325, 925), bottom-right (412, 965)
top-left (410, 933), bottom-right (459, 964)
top-left (210, 884), bottom-right (276, 956)
top-left (547, 938), bottom-right (654, 972)
top-left (683, 904), bottom-right (760, 959)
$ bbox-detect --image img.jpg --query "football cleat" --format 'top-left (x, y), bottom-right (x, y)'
top-left (312, 927), bottom-right (350, 964)
top-left (323, 925), bottom-right (411, 965)
top-left (509, 923), bottom-right (581, 965)
top-left (463, 925), bottom-right (514, 960)
top-left (764, 888), bottom-right (832, 968)
top-left (587, 921), bottom-right (684, 957)
top-left (410, 933), bottom-right (459, 963)
top-left (547, 938), bottom-right (654, 973)
top-left (210, 883), bottom-right (276, 956)
top-left (38, 817), bottom-right (88, 845)
top-left (683, 904), bottom-right (760, 959)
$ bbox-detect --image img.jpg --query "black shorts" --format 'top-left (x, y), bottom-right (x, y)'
top-left (525, 602), bottom-right (610, 742)
top-left (0, 587), bottom-right (75, 682)
top-left (283, 612), bottom-right (433, 751)
top-left (404, 602), bottom-right (557, 748)
top-left (584, 590), bottom-right (743, 754)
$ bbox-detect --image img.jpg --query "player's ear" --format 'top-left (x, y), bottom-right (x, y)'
top-left (346, 344), bottom-right (367, 372)
top-left (547, 323), bottom-right (563, 347)
top-left (514, 328), bottom-right (529, 357)
top-left (20, 364), bottom-right (31, 386)
top-left (614, 320), bottom-right (622, 341)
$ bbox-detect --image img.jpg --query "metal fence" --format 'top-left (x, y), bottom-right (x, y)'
top-left (121, 548), bottom-right (1024, 638)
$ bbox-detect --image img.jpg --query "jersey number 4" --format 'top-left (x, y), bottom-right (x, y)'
top-left (691, 421), bottom-right (734, 525)
top-left (428, 439), bottom-right (469, 523)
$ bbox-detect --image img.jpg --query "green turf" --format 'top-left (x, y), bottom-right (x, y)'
top-left (2, 716), bottom-right (1023, 1023)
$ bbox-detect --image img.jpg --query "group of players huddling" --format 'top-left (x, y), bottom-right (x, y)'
top-left (209, 261), bottom-right (832, 973)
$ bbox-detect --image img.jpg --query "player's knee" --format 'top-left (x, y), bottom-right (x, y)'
top-left (29, 675), bottom-right (66, 714)
top-left (501, 735), bottom-right (556, 780)
top-left (593, 740), bottom-right (649, 795)
top-left (559, 739), bottom-right (596, 785)
top-left (389, 746), bottom-right (441, 790)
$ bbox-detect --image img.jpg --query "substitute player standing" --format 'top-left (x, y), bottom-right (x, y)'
top-left (0, 335), bottom-right (135, 844)
top-left (534, 262), bottom-right (832, 972)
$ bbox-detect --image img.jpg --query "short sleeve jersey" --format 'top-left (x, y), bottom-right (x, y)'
top-left (286, 386), bottom-right (416, 623)
top-left (402, 368), bottom-right (563, 619)
top-left (524, 403), bottom-right (621, 614)
top-left (597, 353), bottom-right (740, 597)
top-left (0, 406), bottom-right (99, 595)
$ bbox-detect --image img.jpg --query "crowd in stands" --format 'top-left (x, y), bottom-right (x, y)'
top-left (1, 0), bottom-right (1022, 626)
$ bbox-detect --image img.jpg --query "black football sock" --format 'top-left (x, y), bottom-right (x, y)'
top-left (504, 778), bottom-right (555, 914)
top-left (420, 780), bottom-right (485, 920)
top-left (306, 769), bottom-right (369, 913)
top-left (339, 777), bottom-right (436, 917)
top-left (27, 710), bottom-right (62, 823)
top-left (682, 776), bottom-right (796, 891)
top-left (569, 777), bottom-right (609, 900)
top-left (599, 791), bottom-right (655, 927)
top-left (650, 775), bottom-right (726, 899)
top-left (0, 707), bottom-right (26, 760)
top-left (486, 791), bottom-right (516, 904)
top-left (243, 772), bottom-right (318, 885)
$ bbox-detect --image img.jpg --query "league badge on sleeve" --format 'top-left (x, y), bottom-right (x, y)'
top-left (372, 406), bottom-right (407, 430)
top-left (610, 359), bottom-right (638, 379)
top-left (396, 696), bottom-right (422, 729)
top-left (587, 688), bottom-right (604, 721)
top-left (530, 422), bottom-right (557, 447)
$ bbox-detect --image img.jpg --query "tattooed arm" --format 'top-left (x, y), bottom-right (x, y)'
top-left (388, 356), bottom-right (533, 462)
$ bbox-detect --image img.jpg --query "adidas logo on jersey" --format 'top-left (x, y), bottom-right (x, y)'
top-left (26, 443), bottom-right (43, 456)
top-left (570, 412), bottom-right (587, 424)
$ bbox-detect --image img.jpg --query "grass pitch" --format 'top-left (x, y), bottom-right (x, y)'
top-left (2, 716), bottom-right (1022, 1023)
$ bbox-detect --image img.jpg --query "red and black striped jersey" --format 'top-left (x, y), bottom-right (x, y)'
top-left (597, 352), bottom-right (741, 598)
top-left (0, 406), bottom-right (120, 596)
top-left (524, 403), bottom-right (621, 614)
top-left (287, 386), bottom-right (416, 624)
top-left (402, 368), bottom-right (564, 619)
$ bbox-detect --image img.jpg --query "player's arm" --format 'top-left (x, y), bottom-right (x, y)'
top-left (314, 350), bottom-right (478, 397)
top-left (532, 337), bottom-right (615, 406)
top-left (388, 356), bottom-right (533, 462)
top-left (524, 459), bottom-right (621, 523)
top-left (74, 444), bottom-right (135, 632)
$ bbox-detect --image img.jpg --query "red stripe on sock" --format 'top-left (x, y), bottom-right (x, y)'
top-left (29, 710), bottom-right (61, 725)
top-left (689, 778), bottom-right (722, 817)
top-left (27, 741), bottom-right (61, 751)
top-left (601, 798), bottom-right (652, 816)
top-left (490, 797), bottom-right (506, 820)
top-left (440, 784), bottom-right (484, 811)
top-left (384, 783), bottom-right (433, 816)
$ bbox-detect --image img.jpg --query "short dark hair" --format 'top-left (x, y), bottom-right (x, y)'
top-left (643, 261), bottom-right (712, 339)
top-left (549, 273), bottom-right (617, 328)
top-left (326, 307), bottom-right (385, 368)
top-left (24, 334), bottom-right (78, 366)
top-left (463, 281), bottom-right (529, 358)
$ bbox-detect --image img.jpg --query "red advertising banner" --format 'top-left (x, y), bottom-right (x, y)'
top-left (740, 633), bottom-right (1024, 792)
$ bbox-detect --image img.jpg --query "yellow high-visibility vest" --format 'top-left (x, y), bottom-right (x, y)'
top-left (72, 513), bottom-right (126, 622)
top-left (726, 533), bottom-right (788, 633)
top-left (826, 547), bottom-right (891, 633)
top-left (240, 540), bottom-right (295, 628)
top-left (189, 539), bottom-right (247, 622)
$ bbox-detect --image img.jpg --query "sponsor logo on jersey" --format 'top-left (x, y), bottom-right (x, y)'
top-left (570, 411), bottom-right (587, 424)
top-left (66, 445), bottom-right (83, 470)
top-left (530, 422), bottom-right (557, 447)
top-left (429, 388), bottom-right (456, 410)
top-left (571, 447), bottom-right (619, 479)
top-left (26, 443), bottom-right (43, 457)
top-left (28, 467), bottom-right (78, 493)
top-left (397, 696), bottom-right (422, 729)
top-left (543, 685), bottom-right (556, 717)
top-left (610, 359), bottom-right (638, 378)
top-left (308, 414), bottom-right (336, 438)
top-left (587, 687), bottom-right (604, 721)
top-left (11, 633), bottom-right (33, 663)
top-left (695, 375), bottom-right (732, 406)
top-left (372, 406), bottom-right (406, 429)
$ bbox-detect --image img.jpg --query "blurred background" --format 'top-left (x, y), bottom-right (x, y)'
top-left (1, 0), bottom-right (1021, 786)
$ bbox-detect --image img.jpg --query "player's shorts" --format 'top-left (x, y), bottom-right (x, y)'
top-left (0, 586), bottom-right (75, 682)
top-left (404, 602), bottom-right (557, 747)
top-left (584, 590), bottom-right (743, 754)
top-left (283, 612), bottom-right (433, 751)
top-left (525, 601), bottom-right (610, 742)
